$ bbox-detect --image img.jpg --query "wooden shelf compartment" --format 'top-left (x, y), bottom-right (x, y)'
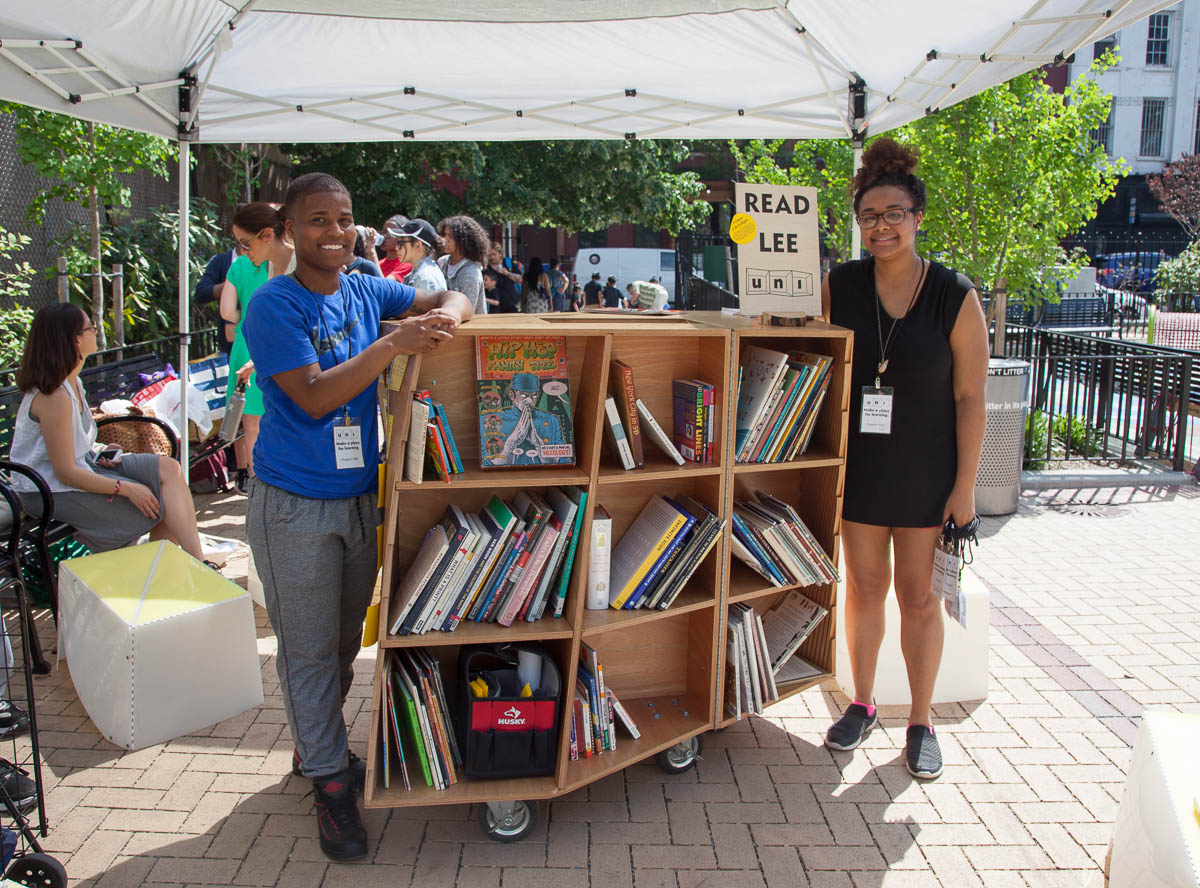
top-left (598, 329), bottom-right (730, 475)
top-left (561, 608), bottom-right (718, 792)
top-left (365, 638), bottom-right (575, 809)
top-left (396, 321), bottom-right (609, 480)
top-left (732, 329), bottom-right (851, 466)
top-left (381, 484), bottom-right (591, 648)
top-left (716, 671), bottom-right (831, 730)
top-left (730, 462), bottom-right (844, 573)
top-left (597, 457), bottom-right (723, 484)
top-left (732, 449), bottom-right (842, 473)
top-left (581, 588), bottom-right (716, 636)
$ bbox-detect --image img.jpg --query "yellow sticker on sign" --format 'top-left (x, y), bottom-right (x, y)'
top-left (729, 213), bottom-right (757, 245)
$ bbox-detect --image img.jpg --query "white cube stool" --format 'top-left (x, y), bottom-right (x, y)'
top-left (835, 567), bottom-right (989, 705)
top-left (58, 540), bottom-right (264, 750)
top-left (1108, 711), bottom-right (1200, 888)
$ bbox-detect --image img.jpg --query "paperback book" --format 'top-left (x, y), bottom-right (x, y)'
top-left (476, 336), bottom-right (575, 468)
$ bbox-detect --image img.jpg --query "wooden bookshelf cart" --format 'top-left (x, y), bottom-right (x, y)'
top-left (364, 313), bottom-right (852, 840)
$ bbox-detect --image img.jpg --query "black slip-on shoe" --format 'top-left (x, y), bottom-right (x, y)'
top-left (824, 702), bottom-right (878, 751)
top-left (905, 724), bottom-right (944, 780)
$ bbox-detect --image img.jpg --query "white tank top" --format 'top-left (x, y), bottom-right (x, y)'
top-left (9, 380), bottom-right (98, 493)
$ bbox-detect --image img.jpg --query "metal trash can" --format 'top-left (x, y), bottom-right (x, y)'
top-left (975, 358), bottom-right (1031, 516)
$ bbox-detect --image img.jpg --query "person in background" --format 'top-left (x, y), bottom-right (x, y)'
top-left (377, 214), bottom-right (412, 281)
top-left (436, 214), bottom-right (490, 316)
top-left (487, 242), bottom-right (522, 312)
top-left (602, 275), bottom-right (623, 308)
top-left (243, 172), bottom-right (472, 863)
top-left (568, 283), bottom-right (583, 312)
top-left (345, 226), bottom-right (382, 277)
top-left (583, 271), bottom-right (603, 307)
top-left (522, 257), bottom-right (552, 313)
top-left (482, 267), bottom-right (502, 312)
top-left (546, 257), bottom-right (569, 311)
top-left (625, 282), bottom-right (638, 308)
top-left (629, 278), bottom-right (669, 310)
top-left (821, 137), bottom-right (988, 780)
top-left (194, 232), bottom-right (249, 355)
top-left (221, 202), bottom-right (295, 491)
top-left (395, 218), bottom-right (447, 291)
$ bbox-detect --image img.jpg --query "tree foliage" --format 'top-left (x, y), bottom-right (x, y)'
top-left (729, 139), bottom-right (854, 263)
top-left (0, 226), bottom-right (36, 367)
top-left (1154, 239), bottom-right (1200, 296)
top-left (729, 57), bottom-right (1123, 302)
top-left (288, 140), bottom-right (711, 235)
top-left (1148, 153), bottom-right (1200, 240)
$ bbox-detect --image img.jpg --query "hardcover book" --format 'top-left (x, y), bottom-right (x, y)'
top-left (609, 360), bottom-right (644, 467)
top-left (476, 336), bottom-right (575, 468)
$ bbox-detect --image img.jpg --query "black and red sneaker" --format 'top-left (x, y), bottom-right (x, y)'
top-left (312, 770), bottom-right (367, 862)
top-left (292, 749), bottom-right (366, 793)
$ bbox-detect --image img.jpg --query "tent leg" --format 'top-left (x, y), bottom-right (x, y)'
top-left (178, 141), bottom-right (191, 470)
top-left (849, 144), bottom-right (864, 260)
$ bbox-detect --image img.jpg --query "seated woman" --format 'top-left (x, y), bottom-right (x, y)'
top-left (8, 303), bottom-right (208, 561)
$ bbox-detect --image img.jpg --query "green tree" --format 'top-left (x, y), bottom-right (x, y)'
top-left (899, 56), bottom-right (1124, 300)
top-left (730, 139), bottom-right (855, 262)
top-left (0, 225), bottom-right (36, 367)
top-left (289, 139), bottom-right (711, 235)
top-left (0, 102), bottom-right (176, 346)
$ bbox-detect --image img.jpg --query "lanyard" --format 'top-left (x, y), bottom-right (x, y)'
top-left (873, 257), bottom-right (925, 389)
top-left (294, 272), bottom-right (355, 423)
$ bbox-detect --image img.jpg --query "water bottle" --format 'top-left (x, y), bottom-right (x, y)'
top-left (219, 379), bottom-right (247, 443)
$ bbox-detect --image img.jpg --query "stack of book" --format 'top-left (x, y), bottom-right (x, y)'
top-left (571, 642), bottom-right (641, 760)
top-left (603, 359), bottom-right (687, 470)
top-left (388, 487), bottom-right (587, 635)
top-left (405, 389), bottom-right (464, 483)
top-left (761, 590), bottom-right (828, 683)
top-left (725, 603), bottom-right (777, 718)
top-left (379, 649), bottom-right (462, 791)
top-left (734, 346), bottom-right (833, 463)
top-left (730, 490), bottom-right (838, 589)
top-left (604, 494), bottom-right (725, 611)
top-left (673, 379), bottom-right (716, 464)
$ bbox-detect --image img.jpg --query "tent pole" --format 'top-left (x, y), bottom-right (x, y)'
top-left (850, 143), bottom-right (864, 260)
top-left (177, 140), bottom-right (191, 470)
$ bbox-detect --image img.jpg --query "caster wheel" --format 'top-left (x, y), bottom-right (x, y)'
top-left (656, 734), bottom-right (703, 774)
top-left (5, 853), bottom-right (68, 888)
top-left (478, 800), bottom-right (538, 842)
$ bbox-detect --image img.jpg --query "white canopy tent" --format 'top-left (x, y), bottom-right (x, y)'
top-left (0, 0), bottom-right (1173, 462)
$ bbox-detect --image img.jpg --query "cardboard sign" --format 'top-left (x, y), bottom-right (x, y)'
top-left (733, 183), bottom-right (821, 317)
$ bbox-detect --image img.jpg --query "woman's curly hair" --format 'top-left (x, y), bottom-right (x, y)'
top-left (436, 215), bottom-right (491, 266)
top-left (852, 137), bottom-right (926, 214)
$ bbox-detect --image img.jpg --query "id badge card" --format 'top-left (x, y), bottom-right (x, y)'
top-left (860, 386), bottom-right (894, 434)
top-left (333, 421), bottom-right (365, 470)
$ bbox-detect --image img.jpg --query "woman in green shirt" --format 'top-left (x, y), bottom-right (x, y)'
top-left (220, 202), bottom-right (295, 488)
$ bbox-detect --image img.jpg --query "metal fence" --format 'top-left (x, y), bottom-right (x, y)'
top-left (1004, 325), bottom-right (1194, 471)
top-left (0, 327), bottom-right (221, 390)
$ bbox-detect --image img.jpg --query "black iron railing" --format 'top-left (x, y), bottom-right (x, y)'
top-left (1005, 325), bottom-right (1194, 470)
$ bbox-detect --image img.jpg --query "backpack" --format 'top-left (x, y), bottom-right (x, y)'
top-left (189, 446), bottom-right (230, 493)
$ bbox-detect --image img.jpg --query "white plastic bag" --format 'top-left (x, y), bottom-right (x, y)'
top-left (143, 379), bottom-right (213, 438)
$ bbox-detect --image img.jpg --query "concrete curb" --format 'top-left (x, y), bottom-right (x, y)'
top-left (1021, 469), bottom-right (1198, 490)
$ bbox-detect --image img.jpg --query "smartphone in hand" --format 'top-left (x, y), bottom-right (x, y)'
top-left (98, 445), bottom-right (123, 464)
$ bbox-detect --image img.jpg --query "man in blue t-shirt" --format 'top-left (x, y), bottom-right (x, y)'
top-left (243, 173), bottom-right (471, 863)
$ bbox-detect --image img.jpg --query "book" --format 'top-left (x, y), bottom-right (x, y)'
top-left (622, 498), bottom-right (696, 609)
top-left (529, 487), bottom-right (579, 621)
top-left (579, 643), bottom-right (609, 750)
top-left (476, 336), bottom-right (575, 467)
top-left (389, 524), bottom-right (449, 635)
top-left (775, 653), bottom-right (824, 684)
top-left (470, 517), bottom-right (526, 622)
top-left (574, 689), bottom-right (593, 757)
top-left (587, 504), bottom-right (612, 610)
top-left (635, 398), bottom-right (685, 465)
top-left (392, 652), bottom-right (440, 788)
top-left (648, 497), bottom-right (723, 609)
top-left (415, 505), bottom-right (479, 633)
top-left (381, 659), bottom-right (391, 789)
top-left (752, 607), bottom-right (779, 703)
top-left (550, 487), bottom-right (587, 618)
top-left (761, 590), bottom-right (829, 673)
top-left (725, 630), bottom-right (743, 719)
top-left (498, 513), bottom-right (561, 626)
top-left (608, 688), bottom-right (641, 739)
top-left (404, 396), bottom-right (429, 484)
top-left (609, 360), bottom-right (644, 468)
top-left (672, 379), bottom-right (706, 464)
top-left (603, 395), bottom-right (636, 470)
top-left (429, 397), bottom-right (463, 473)
top-left (445, 498), bottom-right (515, 629)
top-left (425, 420), bottom-right (451, 482)
top-left (735, 345), bottom-right (790, 460)
top-left (608, 495), bottom-right (689, 609)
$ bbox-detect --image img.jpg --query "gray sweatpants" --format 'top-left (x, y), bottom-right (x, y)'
top-left (246, 478), bottom-right (378, 779)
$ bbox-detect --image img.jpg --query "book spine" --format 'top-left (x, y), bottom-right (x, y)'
top-left (552, 489), bottom-right (587, 617)
top-left (610, 512), bottom-right (687, 609)
top-left (433, 400), bottom-right (463, 473)
top-left (623, 513), bottom-right (694, 609)
top-left (603, 396), bottom-right (635, 470)
top-left (587, 510), bottom-right (612, 609)
top-left (612, 361), bottom-right (644, 467)
top-left (635, 398), bottom-right (685, 465)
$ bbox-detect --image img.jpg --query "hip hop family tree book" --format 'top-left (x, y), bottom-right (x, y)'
top-left (476, 336), bottom-right (575, 468)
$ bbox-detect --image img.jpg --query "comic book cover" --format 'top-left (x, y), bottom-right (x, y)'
top-left (475, 336), bottom-right (575, 468)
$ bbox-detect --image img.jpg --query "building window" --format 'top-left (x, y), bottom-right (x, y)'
top-left (1146, 13), bottom-right (1170, 66)
top-left (1140, 98), bottom-right (1166, 156)
top-left (1094, 35), bottom-right (1117, 60)
top-left (1091, 105), bottom-right (1114, 154)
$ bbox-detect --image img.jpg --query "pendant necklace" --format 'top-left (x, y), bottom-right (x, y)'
top-left (873, 256), bottom-right (925, 389)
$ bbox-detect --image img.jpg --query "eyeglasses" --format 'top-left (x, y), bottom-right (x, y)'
top-left (79, 324), bottom-right (95, 333)
top-left (235, 239), bottom-right (252, 251)
top-left (856, 207), bottom-right (918, 230)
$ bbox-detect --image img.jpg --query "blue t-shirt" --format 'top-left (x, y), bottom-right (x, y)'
top-left (243, 273), bottom-right (415, 499)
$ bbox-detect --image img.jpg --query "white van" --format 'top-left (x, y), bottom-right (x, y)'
top-left (570, 248), bottom-right (676, 305)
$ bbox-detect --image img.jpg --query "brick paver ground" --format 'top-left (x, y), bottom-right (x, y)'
top-left (6, 480), bottom-right (1199, 886)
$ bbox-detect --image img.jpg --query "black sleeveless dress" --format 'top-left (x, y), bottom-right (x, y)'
top-left (829, 257), bottom-right (973, 528)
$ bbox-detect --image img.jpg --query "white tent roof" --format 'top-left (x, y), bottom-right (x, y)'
top-left (0, 0), bottom-right (1174, 144)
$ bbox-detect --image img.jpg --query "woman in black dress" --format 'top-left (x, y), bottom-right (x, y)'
top-left (820, 139), bottom-right (989, 779)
